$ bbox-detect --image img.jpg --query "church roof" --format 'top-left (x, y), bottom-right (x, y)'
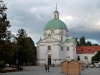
top-left (44, 18), bottom-right (68, 31)
top-left (36, 40), bottom-right (40, 44)
top-left (76, 46), bottom-right (100, 54)
top-left (54, 10), bottom-right (59, 13)
top-left (65, 39), bottom-right (75, 43)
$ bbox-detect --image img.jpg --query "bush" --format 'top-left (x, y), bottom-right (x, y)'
top-left (18, 67), bottom-right (23, 70)
top-left (0, 70), bottom-right (7, 73)
top-left (0, 61), bottom-right (5, 68)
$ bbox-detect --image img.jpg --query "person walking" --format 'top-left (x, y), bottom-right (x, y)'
top-left (45, 64), bottom-right (47, 72)
top-left (47, 65), bottom-right (49, 72)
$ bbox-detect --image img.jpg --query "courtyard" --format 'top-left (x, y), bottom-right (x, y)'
top-left (1, 66), bottom-right (100, 75)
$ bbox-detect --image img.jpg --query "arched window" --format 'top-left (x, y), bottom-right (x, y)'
top-left (61, 47), bottom-right (63, 51)
top-left (61, 36), bottom-right (63, 41)
top-left (48, 46), bottom-right (51, 50)
top-left (67, 46), bottom-right (69, 51)
top-left (54, 14), bottom-right (56, 18)
top-left (84, 56), bottom-right (88, 59)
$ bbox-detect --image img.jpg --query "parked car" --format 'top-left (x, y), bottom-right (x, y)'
top-left (94, 63), bottom-right (99, 68)
top-left (98, 62), bottom-right (100, 67)
top-left (89, 64), bottom-right (94, 68)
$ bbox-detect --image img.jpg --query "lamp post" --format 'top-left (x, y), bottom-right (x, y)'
top-left (66, 56), bottom-right (70, 61)
top-left (16, 53), bottom-right (19, 71)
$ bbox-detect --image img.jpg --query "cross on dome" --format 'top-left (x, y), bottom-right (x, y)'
top-left (56, 3), bottom-right (57, 11)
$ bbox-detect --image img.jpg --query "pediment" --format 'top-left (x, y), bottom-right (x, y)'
top-left (41, 37), bottom-right (59, 43)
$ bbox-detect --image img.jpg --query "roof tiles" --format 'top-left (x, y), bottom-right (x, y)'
top-left (76, 46), bottom-right (100, 54)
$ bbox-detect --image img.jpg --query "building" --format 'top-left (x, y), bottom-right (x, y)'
top-left (36, 6), bottom-right (76, 66)
top-left (76, 46), bottom-right (100, 64)
top-left (36, 6), bottom-right (100, 66)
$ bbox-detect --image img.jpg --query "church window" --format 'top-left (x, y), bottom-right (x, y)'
top-left (67, 46), bottom-right (69, 51)
top-left (48, 46), bottom-right (51, 50)
top-left (61, 47), bottom-right (63, 51)
top-left (61, 36), bottom-right (63, 41)
top-left (84, 56), bottom-right (88, 59)
top-left (55, 14), bottom-right (56, 18)
top-left (51, 29), bottom-right (54, 33)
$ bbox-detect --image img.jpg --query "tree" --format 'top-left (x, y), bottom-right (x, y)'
top-left (79, 36), bottom-right (86, 46)
top-left (93, 43), bottom-right (99, 46)
top-left (77, 56), bottom-right (80, 61)
top-left (0, 1), bottom-right (16, 64)
top-left (91, 56), bottom-right (94, 64)
top-left (75, 38), bottom-right (80, 46)
top-left (76, 36), bottom-right (99, 46)
top-left (86, 41), bottom-right (92, 46)
top-left (93, 51), bottom-right (100, 61)
top-left (16, 29), bottom-right (36, 65)
top-left (27, 37), bottom-right (37, 65)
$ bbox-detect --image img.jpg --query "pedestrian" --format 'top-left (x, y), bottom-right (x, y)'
top-left (47, 65), bottom-right (49, 72)
top-left (45, 64), bottom-right (47, 72)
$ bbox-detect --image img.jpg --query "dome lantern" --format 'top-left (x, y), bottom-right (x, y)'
top-left (53, 4), bottom-right (59, 19)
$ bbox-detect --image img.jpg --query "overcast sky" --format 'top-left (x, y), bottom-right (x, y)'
top-left (4, 0), bottom-right (100, 45)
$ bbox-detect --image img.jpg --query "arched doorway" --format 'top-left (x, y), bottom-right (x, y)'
top-left (48, 55), bottom-right (51, 65)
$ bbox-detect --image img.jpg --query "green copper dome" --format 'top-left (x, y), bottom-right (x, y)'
top-left (44, 18), bottom-right (68, 31)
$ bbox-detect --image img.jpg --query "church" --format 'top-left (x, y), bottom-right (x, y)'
top-left (36, 6), bottom-right (77, 66)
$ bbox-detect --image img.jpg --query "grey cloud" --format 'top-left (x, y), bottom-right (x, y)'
top-left (4, 0), bottom-right (100, 44)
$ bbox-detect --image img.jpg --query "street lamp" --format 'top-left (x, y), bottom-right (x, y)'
top-left (16, 53), bottom-right (19, 71)
top-left (66, 56), bottom-right (70, 61)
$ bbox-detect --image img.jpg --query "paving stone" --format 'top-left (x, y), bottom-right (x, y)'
top-left (1, 66), bottom-right (100, 75)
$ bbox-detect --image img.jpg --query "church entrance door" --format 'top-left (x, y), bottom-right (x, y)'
top-left (48, 55), bottom-right (51, 65)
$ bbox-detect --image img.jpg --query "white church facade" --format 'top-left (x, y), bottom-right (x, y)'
top-left (36, 7), bottom-right (77, 66)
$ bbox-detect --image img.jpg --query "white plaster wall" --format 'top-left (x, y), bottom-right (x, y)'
top-left (36, 45), bottom-right (40, 64)
top-left (77, 53), bottom-right (95, 64)
top-left (38, 42), bottom-right (61, 65)
top-left (49, 29), bottom-right (67, 34)
top-left (73, 45), bottom-right (77, 59)
top-left (71, 44), bottom-right (77, 60)
top-left (64, 43), bottom-right (74, 60)
top-left (53, 13), bottom-right (59, 18)
top-left (52, 43), bottom-right (62, 65)
top-left (37, 27), bottom-right (77, 66)
top-left (44, 29), bottom-right (68, 41)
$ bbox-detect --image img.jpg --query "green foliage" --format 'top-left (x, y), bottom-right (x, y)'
top-left (77, 56), bottom-right (80, 61)
top-left (86, 41), bottom-right (92, 46)
top-left (76, 36), bottom-right (99, 46)
top-left (0, 60), bottom-right (5, 68)
top-left (0, 11), bottom-right (17, 64)
top-left (93, 44), bottom-right (99, 46)
top-left (0, 13), bottom-right (11, 40)
top-left (93, 51), bottom-right (100, 61)
top-left (91, 56), bottom-right (94, 64)
top-left (16, 29), bottom-right (36, 65)
top-left (75, 38), bottom-right (80, 46)
top-left (80, 36), bottom-right (86, 46)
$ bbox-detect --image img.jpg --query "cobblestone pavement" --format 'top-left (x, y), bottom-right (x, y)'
top-left (1, 66), bottom-right (100, 75)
